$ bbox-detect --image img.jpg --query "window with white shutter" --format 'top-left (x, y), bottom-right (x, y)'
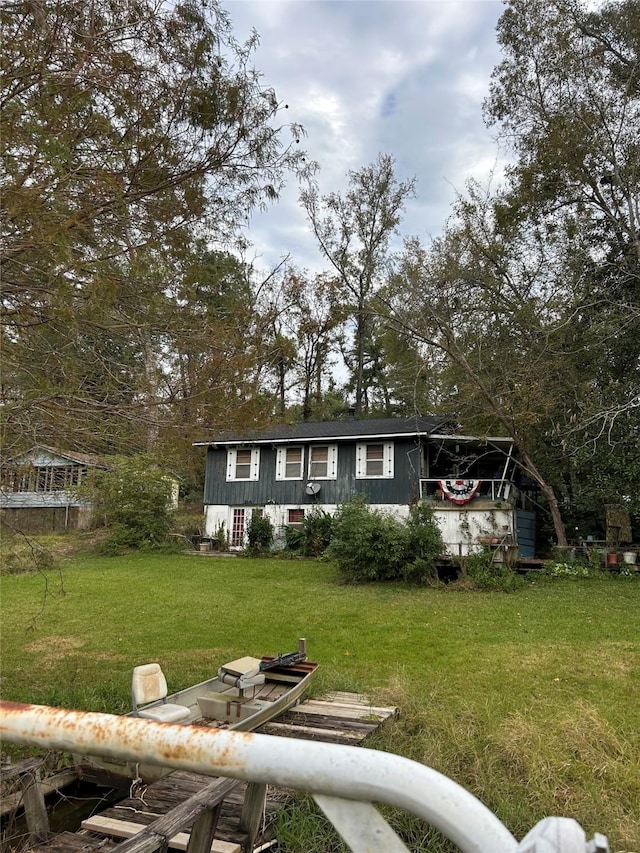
top-left (355, 442), bottom-right (394, 478)
top-left (308, 445), bottom-right (337, 480)
top-left (226, 448), bottom-right (260, 481)
top-left (276, 446), bottom-right (304, 480)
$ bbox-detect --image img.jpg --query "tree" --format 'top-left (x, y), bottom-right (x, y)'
top-left (1, 0), bottom-right (309, 457)
top-left (387, 194), bottom-right (575, 546)
top-left (280, 269), bottom-right (347, 421)
top-left (157, 248), bottom-right (270, 481)
top-left (300, 154), bottom-right (415, 414)
top-left (484, 0), bottom-right (640, 530)
top-left (384, 0), bottom-right (640, 544)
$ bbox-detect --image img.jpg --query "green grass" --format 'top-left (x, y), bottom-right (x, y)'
top-left (1, 552), bottom-right (639, 851)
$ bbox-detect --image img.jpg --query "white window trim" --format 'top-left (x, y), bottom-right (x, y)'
top-left (307, 444), bottom-right (338, 481)
top-left (275, 446), bottom-right (304, 481)
top-left (226, 447), bottom-right (260, 482)
top-left (355, 442), bottom-right (394, 479)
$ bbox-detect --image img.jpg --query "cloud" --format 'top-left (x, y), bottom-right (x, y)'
top-left (225, 0), bottom-right (506, 272)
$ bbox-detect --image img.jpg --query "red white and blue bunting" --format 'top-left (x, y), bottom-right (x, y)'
top-left (438, 479), bottom-right (482, 505)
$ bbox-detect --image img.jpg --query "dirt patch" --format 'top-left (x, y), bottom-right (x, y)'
top-left (23, 636), bottom-right (85, 667)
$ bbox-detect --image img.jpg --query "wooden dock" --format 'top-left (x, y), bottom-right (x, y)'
top-left (16, 692), bottom-right (397, 853)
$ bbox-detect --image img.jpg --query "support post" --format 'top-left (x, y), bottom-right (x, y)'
top-left (186, 802), bottom-right (223, 853)
top-left (239, 782), bottom-right (268, 852)
top-left (0, 758), bottom-right (50, 843)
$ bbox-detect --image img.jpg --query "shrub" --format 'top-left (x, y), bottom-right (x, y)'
top-left (548, 561), bottom-right (591, 578)
top-left (461, 549), bottom-right (522, 592)
top-left (328, 496), bottom-right (444, 584)
top-left (76, 455), bottom-right (175, 554)
top-left (284, 524), bottom-right (305, 553)
top-left (404, 502), bottom-right (444, 582)
top-left (246, 510), bottom-right (274, 555)
top-left (302, 509), bottom-right (335, 556)
top-left (328, 496), bottom-right (408, 582)
top-left (284, 509), bottom-right (335, 557)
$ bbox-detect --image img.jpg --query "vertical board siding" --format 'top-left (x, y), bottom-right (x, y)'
top-left (204, 439), bottom-right (423, 509)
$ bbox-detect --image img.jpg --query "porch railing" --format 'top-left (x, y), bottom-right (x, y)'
top-left (0, 701), bottom-right (607, 853)
top-left (420, 478), bottom-right (513, 502)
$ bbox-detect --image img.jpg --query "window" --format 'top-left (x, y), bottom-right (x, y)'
top-left (356, 442), bottom-right (394, 478)
top-left (308, 445), bottom-right (337, 480)
top-left (226, 448), bottom-right (260, 481)
top-left (0, 464), bottom-right (88, 493)
top-left (276, 446), bottom-right (304, 480)
top-left (288, 508), bottom-right (305, 524)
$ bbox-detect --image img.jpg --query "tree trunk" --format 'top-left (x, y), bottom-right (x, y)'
top-left (518, 447), bottom-right (568, 547)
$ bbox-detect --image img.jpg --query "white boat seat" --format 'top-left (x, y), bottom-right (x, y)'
top-left (218, 656), bottom-right (265, 691)
top-left (131, 663), bottom-right (191, 723)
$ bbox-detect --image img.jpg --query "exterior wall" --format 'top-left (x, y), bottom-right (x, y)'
top-left (0, 491), bottom-right (90, 509)
top-left (204, 502), bottom-right (411, 548)
top-left (203, 438), bottom-right (424, 509)
top-left (0, 506), bottom-right (94, 533)
top-left (202, 435), bottom-right (530, 555)
top-left (434, 505), bottom-right (515, 556)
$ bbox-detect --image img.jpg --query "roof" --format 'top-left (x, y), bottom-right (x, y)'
top-left (194, 415), bottom-right (452, 447)
top-left (1, 445), bottom-right (110, 468)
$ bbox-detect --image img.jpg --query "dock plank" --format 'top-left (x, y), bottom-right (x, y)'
top-left (81, 816), bottom-right (240, 852)
top-left (24, 691), bottom-right (397, 852)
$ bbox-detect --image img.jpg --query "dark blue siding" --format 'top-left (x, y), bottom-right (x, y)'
top-left (204, 439), bottom-right (424, 508)
top-left (516, 509), bottom-right (536, 557)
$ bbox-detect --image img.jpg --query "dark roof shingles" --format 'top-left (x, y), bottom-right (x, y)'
top-left (197, 416), bottom-right (450, 446)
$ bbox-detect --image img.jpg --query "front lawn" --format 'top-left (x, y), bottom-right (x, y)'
top-left (1, 553), bottom-right (638, 851)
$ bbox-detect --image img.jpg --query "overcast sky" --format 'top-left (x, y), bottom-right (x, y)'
top-left (224, 0), bottom-right (508, 274)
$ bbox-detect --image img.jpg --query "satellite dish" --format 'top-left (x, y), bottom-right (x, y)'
top-left (305, 482), bottom-right (321, 496)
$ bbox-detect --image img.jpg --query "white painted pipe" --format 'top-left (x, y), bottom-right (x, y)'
top-left (0, 701), bottom-right (518, 853)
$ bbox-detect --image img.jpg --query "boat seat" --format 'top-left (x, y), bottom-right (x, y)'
top-left (217, 656), bottom-right (265, 691)
top-left (131, 663), bottom-right (191, 723)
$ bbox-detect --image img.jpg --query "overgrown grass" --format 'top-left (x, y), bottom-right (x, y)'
top-left (1, 552), bottom-right (639, 851)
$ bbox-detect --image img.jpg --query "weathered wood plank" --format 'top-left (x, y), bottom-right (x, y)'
top-left (186, 801), bottom-right (223, 853)
top-left (26, 830), bottom-right (119, 851)
top-left (290, 699), bottom-right (396, 718)
top-left (81, 816), bottom-right (240, 852)
top-left (26, 691), bottom-right (393, 852)
top-left (0, 757), bottom-right (44, 780)
top-left (0, 767), bottom-right (79, 817)
top-left (259, 721), bottom-right (367, 742)
top-left (282, 712), bottom-right (385, 731)
top-left (238, 782), bottom-right (267, 853)
top-left (101, 776), bottom-right (241, 853)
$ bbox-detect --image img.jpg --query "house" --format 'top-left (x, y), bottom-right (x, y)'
top-left (0, 446), bottom-right (108, 533)
top-left (194, 416), bottom-right (537, 557)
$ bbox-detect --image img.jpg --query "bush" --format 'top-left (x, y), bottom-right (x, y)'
top-left (328, 496), bottom-right (407, 582)
top-left (302, 509), bottom-right (335, 556)
top-left (76, 455), bottom-right (175, 554)
top-left (461, 549), bottom-right (522, 592)
top-left (404, 502), bottom-right (444, 582)
top-left (246, 510), bottom-right (274, 555)
top-left (284, 524), bottom-right (305, 553)
top-left (328, 496), bottom-right (444, 584)
top-left (284, 510), bottom-right (335, 557)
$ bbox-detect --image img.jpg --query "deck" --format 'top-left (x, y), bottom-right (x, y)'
top-left (10, 692), bottom-right (397, 853)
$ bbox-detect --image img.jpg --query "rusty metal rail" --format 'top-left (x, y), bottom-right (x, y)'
top-left (0, 701), bottom-right (607, 853)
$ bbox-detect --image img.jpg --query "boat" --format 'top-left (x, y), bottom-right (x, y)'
top-left (79, 639), bottom-right (318, 785)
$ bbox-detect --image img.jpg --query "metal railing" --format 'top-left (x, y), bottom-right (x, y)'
top-left (0, 701), bottom-right (607, 853)
top-left (420, 478), bottom-right (512, 502)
